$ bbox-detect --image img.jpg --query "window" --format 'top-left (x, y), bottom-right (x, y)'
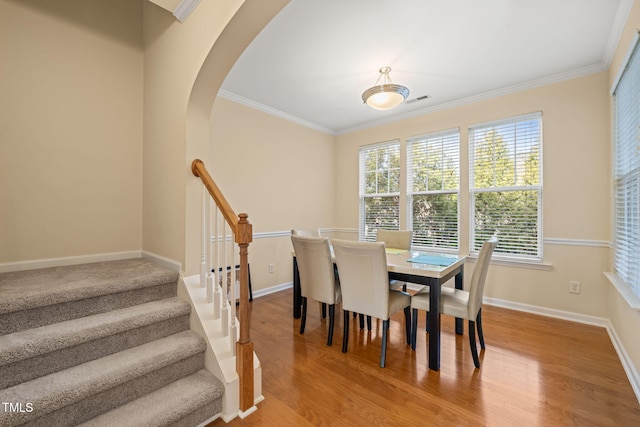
top-left (612, 35), bottom-right (640, 297)
top-left (359, 141), bottom-right (400, 241)
top-left (469, 113), bottom-right (542, 259)
top-left (407, 129), bottom-right (460, 250)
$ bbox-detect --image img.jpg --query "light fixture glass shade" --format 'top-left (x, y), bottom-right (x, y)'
top-left (362, 67), bottom-right (409, 111)
top-left (362, 84), bottom-right (409, 110)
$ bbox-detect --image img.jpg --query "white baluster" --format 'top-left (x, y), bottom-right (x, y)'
top-left (213, 209), bottom-right (221, 319)
top-left (230, 241), bottom-right (238, 352)
top-left (200, 187), bottom-right (207, 287)
top-left (204, 196), bottom-right (213, 294)
top-left (222, 299), bottom-right (230, 338)
top-left (206, 267), bottom-right (213, 304)
top-left (221, 223), bottom-right (230, 337)
top-left (230, 316), bottom-right (238, 356)
top-left (206, 198), bottom-right (213, 303)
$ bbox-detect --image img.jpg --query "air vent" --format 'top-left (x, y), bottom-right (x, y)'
top-left (405, 94), bottom-right (431, 104)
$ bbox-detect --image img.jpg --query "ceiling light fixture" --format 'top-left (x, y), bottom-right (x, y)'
top-left (362, 66), bottom-right (410, 111)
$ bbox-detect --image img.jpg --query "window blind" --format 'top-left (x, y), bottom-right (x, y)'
top-left (613, 33), bottom-right (640, 297)
top-left (469, 113), bottom-right (542, 259)
top-left (407, 129), bottom-right (460, 249)
top-left (359, 141), bottom-right (401, 241)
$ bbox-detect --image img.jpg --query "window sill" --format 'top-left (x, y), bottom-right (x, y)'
top-left (466, 254), bottom-right (553, 271)
top-left (604, 272), bottom-right (640, 310)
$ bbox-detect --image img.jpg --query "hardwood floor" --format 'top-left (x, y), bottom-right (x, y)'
top-left (209, 289), bottom-right (640, 426)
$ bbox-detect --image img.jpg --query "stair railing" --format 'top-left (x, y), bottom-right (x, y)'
top-left (191, 159), bottom-right (254, 413)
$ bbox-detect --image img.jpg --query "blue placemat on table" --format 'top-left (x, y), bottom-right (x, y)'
top-left (407, 255), bottom-right (456, 267)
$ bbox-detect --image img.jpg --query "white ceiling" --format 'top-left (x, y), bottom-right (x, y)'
top-left (219, 0), bottom-right (632, 135)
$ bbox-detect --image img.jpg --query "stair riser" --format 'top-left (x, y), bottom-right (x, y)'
top-left (75, 369), bottom-right (225, 427)
top-left (6, 353), bottom-right (205, 427)
top-left (0, 314), bottom-right (190, 389)
top-left (0, 282), bottom-right (177, 335)
top-left (168, 402), bottom-right (223, 427)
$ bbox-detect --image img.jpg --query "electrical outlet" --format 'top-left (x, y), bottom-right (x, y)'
top-left (569, 281), bottom-right (581, 294)
top-left (269, 263), bottom-right (275, 273)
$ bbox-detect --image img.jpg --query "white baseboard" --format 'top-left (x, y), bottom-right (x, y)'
top-left (483, 297), bottom-right (609, 327)
top-left (0, 250), bottom-right (183, 274)
top-left (141, 251), bottom-right (182, 273)
top-left (252, 282), bottom-right (293, 299)
top-left (0, 250), bottom-right (143, 273)
top-left (605, 319), bottom-right (640, 403)
top-left (484, 296), bottom-right (639, 404)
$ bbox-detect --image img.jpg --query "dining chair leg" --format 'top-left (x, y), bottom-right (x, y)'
top-left (359, 313), bottom-right (365, 329)
top-left (411, 308), bottom-right (418, 350)
top-left (404, 306), bottom-right (411, 345)
top-left (366, 315), bottom-right (372, 331)
top-left (469, 320), bottom-right (480, 368)
top-left (476, 309), bottom-right (485, 349)
top-left (342, 310), bottom-right (350, 353)
top-left (327, 304), bottom-right (335, 346)
top-left (321, 302), bottom-right (327, 319)
top-left (380, 319), bottom-right (389, 368)
top-left (300, 297), bottom-right (307, 334)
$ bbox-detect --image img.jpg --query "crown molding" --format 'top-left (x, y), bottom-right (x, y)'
top-left (217, 90), bottom-right (336, 136)
top-left (173, 0), bottom-right (201, 22)
top-left (220, 60), bottom-right (611, 137)
top-left (602, 0), bottom-right (636, 67)
top-left (218, 0), bottom-right (634, 137)
top-left (337, 62), bottom-right (609, 135)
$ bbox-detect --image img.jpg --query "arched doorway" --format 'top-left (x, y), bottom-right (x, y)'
top-left (185, 0), bottom-right (289, 276)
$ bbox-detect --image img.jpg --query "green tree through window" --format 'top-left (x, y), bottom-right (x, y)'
top-left (360, 141), bottom-right (400, 241)
top-left (408, 130), bottom-right (460, 249)
top-left (470, 114), bottom-right (542, 258)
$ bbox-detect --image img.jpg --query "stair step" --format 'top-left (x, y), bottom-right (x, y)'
top-left (0, 259), bottom-right (180, 335)
top-left (0, 297), bottom-right (191, 389)
top-left (79, 369), bottom-right (224, 427)
top-left (0, 331), bottom-right (207, 427)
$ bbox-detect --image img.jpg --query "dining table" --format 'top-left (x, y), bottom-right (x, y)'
top-left (292, 247), bottom-right (465, 371)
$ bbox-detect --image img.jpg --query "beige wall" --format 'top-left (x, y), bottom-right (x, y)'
top-left (0, 0), bottom-right (144, 263)
top-left (144, 0), bottom-right (289, 275)
top-left (209, 97), bottom-right (335, 291)
top-left (607, 0), bottom-right (640, 377)
top-left (142, 0), bottom-right (246, 269)
top-left (335, 72), bottom-right (612, 317)
top-left (0, 0), bottom-right (289, 272)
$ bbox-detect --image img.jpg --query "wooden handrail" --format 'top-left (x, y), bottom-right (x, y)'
top-left (191, 159), bottom-right (254, 413)
top-left (192, 159), bottom-right (239, 231)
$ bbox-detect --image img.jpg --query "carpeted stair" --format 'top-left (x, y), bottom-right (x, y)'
top-left (0, 259), bottom-right (224, 427)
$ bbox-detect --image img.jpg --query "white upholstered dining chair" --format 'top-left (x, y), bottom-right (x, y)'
top-left (291, 235), bottom-right (341, 346)
top-left (376, 229), bottom-right (412, 251)
top-left (291, 228), bottom-right (321, 237)
top-left (410, 236), bottom-right (498, 368)
top-left (332, 239), bottom-right (412, 367)
top-left (376, 229), bottom-right (413, 291)
top-left (292, 228), bottom-right (331, 318)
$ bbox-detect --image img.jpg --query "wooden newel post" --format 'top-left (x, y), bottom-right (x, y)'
top-left (235, 213), bottom-right (254, 412)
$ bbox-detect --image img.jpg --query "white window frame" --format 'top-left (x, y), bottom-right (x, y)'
top-left (612, 31), bottom-right (640, 299)
top-left (359, 140), bottom-right (401, 242)
top-left (406, 129), bottom-right (460, 252)
top-left (469, 113), bottom-right (543, 261)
